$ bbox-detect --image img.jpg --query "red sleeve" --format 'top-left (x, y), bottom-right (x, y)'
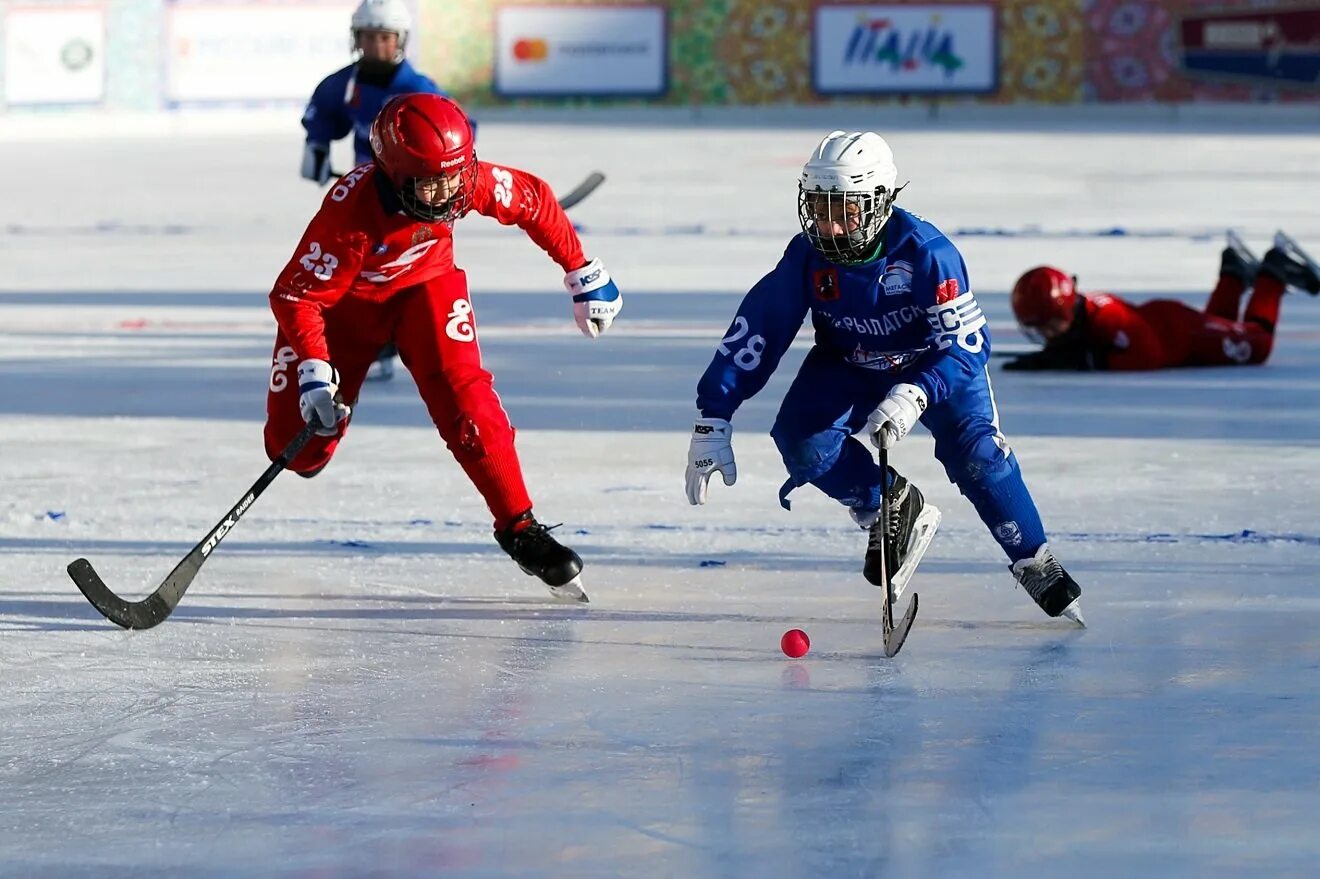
top-left (1084, 293), bottom-right (1164, 371)
top-left (469, 160), bottom-right (587, 272)
top-left (269, 196), bottom-right (369, 362)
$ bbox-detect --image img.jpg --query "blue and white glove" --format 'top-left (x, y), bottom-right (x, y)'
top-left (300, 142), bottom-right (331, 185)
top-left (564, 258), bottom-right (623, 338)
top-left (297, 359), bottom-right (351, 436)
top-left (685, 418), bottom-right (736, 505)
top-left (866, 383), bottom-right (927, 450)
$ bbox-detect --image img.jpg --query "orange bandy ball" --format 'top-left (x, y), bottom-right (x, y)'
top-left (781, 628), bottom-right (810, 658)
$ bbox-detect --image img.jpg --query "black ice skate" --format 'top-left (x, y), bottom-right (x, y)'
top-left (364, 342), bottom-right (398, 382)
top-left (1221, 230), bottom-right (1259, 284)
top-left (495, 511), bottom-right (588, 603)
top-left (863, 468), bottom-right (941, 600)
top-left (1010, 544), bottom-right (1084, 626)
top-left (1261, 231), bottom-right (1320, 295)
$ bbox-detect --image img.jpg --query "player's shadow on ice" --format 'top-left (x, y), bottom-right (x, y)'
top-left (8, 287), bottom-right (1317, 438)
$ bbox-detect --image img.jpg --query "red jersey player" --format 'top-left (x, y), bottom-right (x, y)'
top-left (1006, 231), bottom-right (1319, 371)
top-left (265, 93), bottom-right (622, 602)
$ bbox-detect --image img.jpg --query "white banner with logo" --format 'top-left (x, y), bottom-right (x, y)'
top-left (494, 5), bottom-right (667, 97)
top-left (4, 5), bottom-right (105, 106)
top-left (165, 1), bottom-right (356, 104)
top-left (814, 4), bottom-right (997, 95)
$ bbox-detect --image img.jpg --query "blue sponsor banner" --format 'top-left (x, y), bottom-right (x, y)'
top-left (813, 4), bottom-right (998, 96)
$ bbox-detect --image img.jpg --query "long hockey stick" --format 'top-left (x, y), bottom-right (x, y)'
top-left (878, 445), bottom-right (919, 657)
top-left (554, 171), bottom-right (605, 210)
top-left (326, 169), bottom-right (605, 211)
top-left (67, 423), bottom-right (318, 630)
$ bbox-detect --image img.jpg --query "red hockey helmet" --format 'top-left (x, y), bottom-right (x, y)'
top-left (370, 93), bottom-right (477, 222)
top-left (1011, 266), bottom-right (1077, 342)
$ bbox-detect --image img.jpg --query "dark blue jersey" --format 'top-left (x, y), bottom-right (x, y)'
top-left (301, 60), bottom-right (460, 164)
top-left (696, 207), bottom-right (990, 420)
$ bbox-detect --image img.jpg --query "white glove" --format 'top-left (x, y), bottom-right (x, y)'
top-left (300, 142), bottom-right (331, 185)
top-left (564, 257), bottom-right (623, 338)
top-left (297, 359), bottom-right (351, 436)
top-left (866, 383), bottom-right (928, 450)
top-left (685, 418), bottom-right (737, 505)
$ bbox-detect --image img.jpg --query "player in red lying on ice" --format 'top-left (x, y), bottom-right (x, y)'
top-left (264, 92), bottom-right (622, 602)
top-left (1005, 231), bottom-right (1320, 372)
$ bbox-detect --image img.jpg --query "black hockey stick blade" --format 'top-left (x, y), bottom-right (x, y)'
top-left (556, 171), bottom-right (605, 210)
top-left (69, 554), bottom-right (203, 630)
top-left (883, 593), bottom-right (919, 658)
top-left (67, 423), bottom-right (317, 630)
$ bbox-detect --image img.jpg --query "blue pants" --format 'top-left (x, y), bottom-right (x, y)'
top-left (769, 347), bottom-right (1046, 562)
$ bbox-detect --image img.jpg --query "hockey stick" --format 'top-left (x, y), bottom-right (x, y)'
top-left (325, 169), bottom-right (605, 210)
top-left (67, 422), bottom-right (319, 630)
top-left (554, 171), bottom-right (605, 210)
top-left (878, 445), bottom-right (919, 657)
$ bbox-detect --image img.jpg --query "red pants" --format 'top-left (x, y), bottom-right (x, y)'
top-left (264, 270), bottom-right (532, 529)
top-left (1145, 275), bottom-right (1277, 366)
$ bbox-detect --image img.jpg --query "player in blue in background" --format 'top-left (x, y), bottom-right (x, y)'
top-left (684, 130), bottom-right (1084, 625)
top-left (300, 0), bottom-right (471, 381)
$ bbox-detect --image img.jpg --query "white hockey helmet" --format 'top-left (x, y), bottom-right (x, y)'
top-left (798, 130), bottom-right (901, 265)
top-left (351, 0), bottom-right (411, 59)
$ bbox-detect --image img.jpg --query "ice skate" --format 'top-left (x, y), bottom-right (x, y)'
top-left (1010, 544), bottom-right (1084, 626)
top-left (364, 343), bottom-right (399, 382)
top-left (1261, 231), bottom-right (1320, 295)
top-left (495, 511), bottom-right (588, 603)
top-left (863, 469), bottom-right (941, 600)
top-left (1221, 230), bottom-right (1259, 284)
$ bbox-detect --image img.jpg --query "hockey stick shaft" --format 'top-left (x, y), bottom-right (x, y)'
top-left (879, 445), bottom-right (894, 635)
top-left (67, 422), bottom-right (318, 630)
top-left (878, 444), bottom-right (919, 657)
top-left (326, 170), bottom-right (604, 210)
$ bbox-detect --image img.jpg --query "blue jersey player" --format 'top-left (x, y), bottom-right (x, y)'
top-left (300, 0), bottom-right (458, 184)
top-left (684, 131), bottom-right (1084, 625)
top-left (300, 0), bottom-right (466, 382)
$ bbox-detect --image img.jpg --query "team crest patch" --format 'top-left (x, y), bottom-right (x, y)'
top-left (813, 268), bottom-right (840, 302)
top-left (411, 226), bottom-right (433, 246)
top-left (936, 278), bottom-right (960, 304)
top-left (881, 261), bottom-right (913, 296)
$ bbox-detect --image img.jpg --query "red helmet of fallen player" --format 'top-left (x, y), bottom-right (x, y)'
top-left (1012, 266), bottom-right (1078, 343)
top-left (370, 93), bottom-right (477, 223)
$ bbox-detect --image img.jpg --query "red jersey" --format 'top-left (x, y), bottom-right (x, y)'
top-left (1081, 292), bottom-right (1207, 370)
top-left (270, 161), bottom-right (587, 360)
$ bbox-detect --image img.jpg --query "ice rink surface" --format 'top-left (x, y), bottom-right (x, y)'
top-left (3, 108), bottom-right (1319, 877)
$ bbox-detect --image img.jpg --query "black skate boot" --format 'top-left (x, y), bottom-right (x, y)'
top-left (365, 342), bottom-right (398, 382)
top-left (1010, 544), bottom-right (1084, 626)
top-left (1220, 230), bottom-right (1259, 284)
top-left (863, 468), bottom-right (941, 599)
top-left (495, 511), bottom-right (588, 602)
top-left (1261, 231), bottom-right (1320, 295)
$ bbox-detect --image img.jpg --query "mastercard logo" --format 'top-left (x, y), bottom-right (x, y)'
top-left (512, 38), bottom-right (549, 62)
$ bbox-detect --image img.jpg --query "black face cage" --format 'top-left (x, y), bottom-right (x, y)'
top-left (798, 186), bottom-right (895, 265)
top-left (398, 161), bottom-right (478, 223)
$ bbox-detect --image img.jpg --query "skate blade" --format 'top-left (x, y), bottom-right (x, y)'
top-left (547, 575), bottom-right (589, 604)
top-left (888, 505), bottom-right (942, 602)
top-left (1274, 230), bottom-right (1320, 289)
top-left (1226, 228), bottom-right (1257, 262)
top-left (1059, 598), bottom-right (1085, 628)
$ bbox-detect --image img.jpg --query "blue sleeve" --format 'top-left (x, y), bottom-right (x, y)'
top-left (696, 240), bottom-right (810, 421)
top-left (302, 72), bottom-right (352, 145)
top-left (904, 237), bottom-right (989, 405)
